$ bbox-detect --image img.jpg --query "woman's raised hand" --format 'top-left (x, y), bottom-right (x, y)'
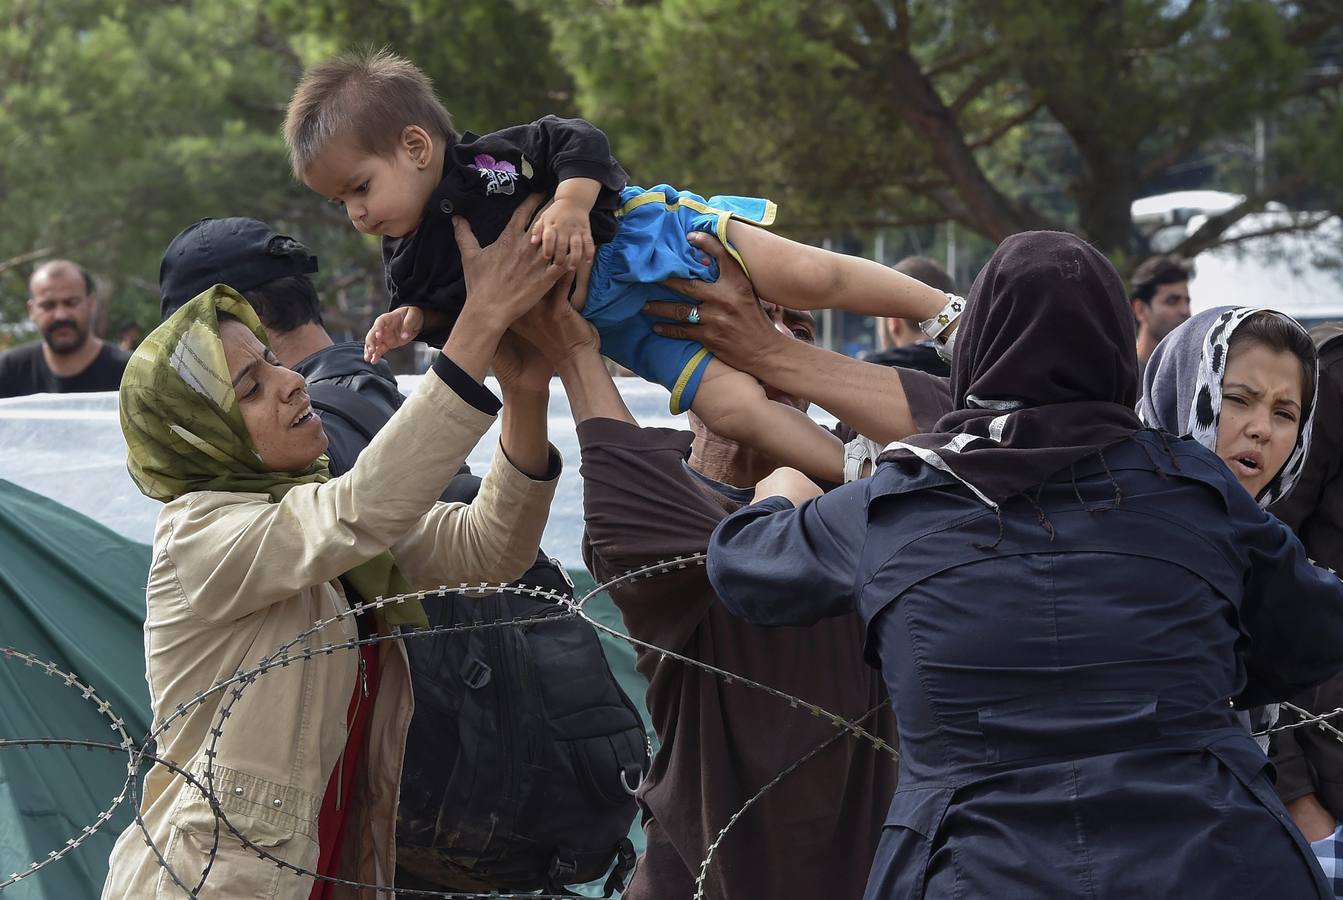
top-left (442, 195), bottom-right (567, 382)
top-left (509, 271), bottom-right (601, 368)
top-left (455, 194), bottom-right (567, 333)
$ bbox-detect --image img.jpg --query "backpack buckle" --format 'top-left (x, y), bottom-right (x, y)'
top-left (461, 656), bottom-right (492, 689)
top-left (547, 852), bottom-right (579, 890)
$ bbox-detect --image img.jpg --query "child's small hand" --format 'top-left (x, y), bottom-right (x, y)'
top-left (530, 198), bottom-right (595, 272)
top-left (365, 306), bottom-right (425, 363)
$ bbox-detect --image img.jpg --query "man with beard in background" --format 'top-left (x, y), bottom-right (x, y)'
top-left (0, 260), bottom-right (130, 397)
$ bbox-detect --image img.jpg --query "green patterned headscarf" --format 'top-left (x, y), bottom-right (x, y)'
top-left (120, 286), bottom-right (427, 629)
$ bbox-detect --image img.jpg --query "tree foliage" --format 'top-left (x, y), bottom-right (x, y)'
top-left (2, 0), bottom-right (1340, 334)
top-left (540, 0), bottom-right (1343, 268)
top-left (0, 0), bottom-right (575, 334)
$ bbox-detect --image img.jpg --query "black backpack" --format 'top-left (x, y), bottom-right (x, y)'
top-left (395, 552), bottom-right (645, 894)
top-left (308, 381), bottom-right (647, 895)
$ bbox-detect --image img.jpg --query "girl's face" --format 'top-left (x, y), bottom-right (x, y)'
top-left (1214, 340), bottom-right (1306, 497)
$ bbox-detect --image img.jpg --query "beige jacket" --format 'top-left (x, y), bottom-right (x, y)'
top-left (101, 372), bottom-right (558, 899)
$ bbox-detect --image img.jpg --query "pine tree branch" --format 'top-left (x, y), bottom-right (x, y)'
top-left (950, 69), bottom-right (1003, 117)
top-left (1211, 216), bottom-right (1334, 249)
top-left (927, 45), bottom-right (995, 79)
top-left (0, 247), bottom-right (56, 276)
top-left (967, 101), bottom-right (1044, 150)
top-left (882, 47), bottom-right (1050, 240)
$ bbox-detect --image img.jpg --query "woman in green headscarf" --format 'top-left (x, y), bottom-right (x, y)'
top-left (102, 208), bottom-right (568, 900)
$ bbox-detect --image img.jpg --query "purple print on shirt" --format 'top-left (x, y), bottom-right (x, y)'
top-left (470, 154), bottom-right (521, 196)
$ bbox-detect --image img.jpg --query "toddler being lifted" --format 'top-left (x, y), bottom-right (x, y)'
top-left (285, 49), bottom-right (959, 483)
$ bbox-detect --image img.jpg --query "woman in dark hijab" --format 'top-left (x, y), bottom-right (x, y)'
top-left (706, 232), bottom-right (1343, 898)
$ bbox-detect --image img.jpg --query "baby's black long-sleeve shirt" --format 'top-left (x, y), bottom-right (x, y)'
top-left (382, 115), bottom-right (628, 346)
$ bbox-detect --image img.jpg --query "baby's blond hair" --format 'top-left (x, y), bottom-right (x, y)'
top-left (284, 48), bottom-right (457, 178)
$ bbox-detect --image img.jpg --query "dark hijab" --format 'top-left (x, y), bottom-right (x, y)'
top-left (880, 231), bottom-right (1141, 508)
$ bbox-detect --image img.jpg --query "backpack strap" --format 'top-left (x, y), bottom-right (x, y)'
top-left (307, 380), bottom-right (395, 444)
top-left (544, 838), bottom-right (637, 897)
top-left (602, 839), bottom-right (637, 897)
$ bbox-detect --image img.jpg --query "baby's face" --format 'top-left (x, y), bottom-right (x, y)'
top-left (303, 137), bottom-right (437, 239)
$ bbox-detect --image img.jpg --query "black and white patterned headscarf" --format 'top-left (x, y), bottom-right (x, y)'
top-left (1138, 306), bottom-right (1318, 509)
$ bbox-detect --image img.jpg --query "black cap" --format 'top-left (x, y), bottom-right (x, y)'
top-left (159, 217), bottom-right (319, 320)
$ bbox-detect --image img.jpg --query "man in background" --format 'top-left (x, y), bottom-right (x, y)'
top-left (0, 260), bottom-right (130, 397)
top-left (1131, 254), bottom-right (1193, 376)
top-left (861, 255), bottom-right (955, 377)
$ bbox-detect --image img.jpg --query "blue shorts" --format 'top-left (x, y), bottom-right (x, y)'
top-left (585, 184), bottom-right (776, 414)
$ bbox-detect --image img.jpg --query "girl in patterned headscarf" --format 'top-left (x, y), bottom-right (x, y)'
top-left (1140, 307), bottom-right (1318, 743)
top-left (1138, 303), bottom-right (1326, 866)
top-left (1139, 305), bottom-right (1318, 509)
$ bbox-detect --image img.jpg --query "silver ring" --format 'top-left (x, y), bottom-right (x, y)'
top-left (686, 307), bottom-right (701, 325)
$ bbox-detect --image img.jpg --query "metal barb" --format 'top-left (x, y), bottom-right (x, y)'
top-left (1, 558), bottom-right (906, 898)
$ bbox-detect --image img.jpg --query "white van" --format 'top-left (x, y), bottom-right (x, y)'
top-left (1132, 191), bottom-right (1343, 328)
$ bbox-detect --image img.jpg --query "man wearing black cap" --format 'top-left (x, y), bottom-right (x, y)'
top-left (159, 217), bottom-right (404, 475)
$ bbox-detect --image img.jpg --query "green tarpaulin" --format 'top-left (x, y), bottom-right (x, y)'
top-left (0, 479), bottom-right (153, 900)
top-left (0, 479), bottom-right (650, 897)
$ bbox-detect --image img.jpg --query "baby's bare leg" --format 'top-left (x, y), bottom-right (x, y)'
top-left (725, 220), bottom-right (945, 319)
top-left (690, 359), bottom-right (843, 484)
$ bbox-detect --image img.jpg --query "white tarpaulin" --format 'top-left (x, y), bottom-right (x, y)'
top-left (0, 375), bottom-right (834, 566)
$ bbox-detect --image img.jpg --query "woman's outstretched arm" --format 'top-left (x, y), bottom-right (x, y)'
top-left (168, 198), bottom-right (567, 621)
top-left (707, 472), bottom-right (868, 627)
top-left (646, 232), bottom-right (952, 443)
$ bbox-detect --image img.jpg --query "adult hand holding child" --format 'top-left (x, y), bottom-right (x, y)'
top-left (645, 231), bottom-right (955, 446)
top-left (365, 194), bottom-right (567, 368)
top-left (644, 231), bottom-right (784, 374)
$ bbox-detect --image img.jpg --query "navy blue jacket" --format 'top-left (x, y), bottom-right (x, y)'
top-left (708, 433), bottom-right (1343, 898)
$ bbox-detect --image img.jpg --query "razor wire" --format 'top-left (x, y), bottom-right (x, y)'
top-left (0, 648), bottom-right (137, 890)
top-left (0, 552), bottom-right (900, 898)
top-left (9, 549), bottom-right (1343, 897)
